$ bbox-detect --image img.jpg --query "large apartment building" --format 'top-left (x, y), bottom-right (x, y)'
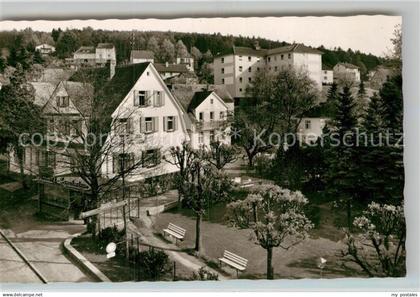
top-left (213, 43), bottom-right (323, 99)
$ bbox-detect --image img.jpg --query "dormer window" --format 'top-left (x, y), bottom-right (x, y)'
top-left (57, 96), bottom-right (69, 107)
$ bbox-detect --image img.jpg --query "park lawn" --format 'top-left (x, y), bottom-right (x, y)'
top-left (152, 211), bottom-right (363, 279)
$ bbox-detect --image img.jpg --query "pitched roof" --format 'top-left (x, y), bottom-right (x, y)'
top-left (30, 82), bottom-right (56, 107)
top-left (188, 91), bottom-right (213, 112)
top-left (154, 63), bottom-right (189, 73)
top-left (267, 43), bottom-right (323, 55)
top-left (336, 62), bottom-right (359, 69)
top-left (131, 50), bottom-right (154, 60)
top-left (60, 81), bottom-right (94, 115)
top-left (75, 46), bottom-right (95, 54)
top-left (97, 43), bottom-right (114, 49)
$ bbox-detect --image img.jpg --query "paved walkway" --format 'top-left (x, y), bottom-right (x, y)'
top-left (0, 181), bottom-right (22, 192)
top-left (0, 224), bottom-right (92, 283)
top-left (129, 213), bottom-right (228, 280)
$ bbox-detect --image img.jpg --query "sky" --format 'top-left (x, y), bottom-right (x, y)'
top-left (0, 16), bottom-right (401, 57)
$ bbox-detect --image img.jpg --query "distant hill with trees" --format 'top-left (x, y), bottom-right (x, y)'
top-left (0, 27), bottom-right (384, 79)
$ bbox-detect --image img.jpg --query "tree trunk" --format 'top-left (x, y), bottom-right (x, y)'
top-left (195, 212), bottom-right (202, 253)
top-left (267, 246), bottom-right (274, 279)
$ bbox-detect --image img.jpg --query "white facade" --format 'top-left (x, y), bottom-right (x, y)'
top-left (213, 45), bottom-right (323, 99)
top-left (176, 57), bottom-right (194, 72)
top-left (188, 92), bottom-right (232, 149)
top-left (333, 63), bottom-right (361, 83)
top-left (297, 117), bottom-right (327, 144)
top-left (102, 64), bottom-right (190, 182)
top-left (321, 69), bottom-right (334, 85)
top-left (95, 46), bottom-right (116, 65)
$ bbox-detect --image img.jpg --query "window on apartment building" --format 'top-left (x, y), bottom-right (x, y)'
top-left (239, 56), bottom-right (243, 61)
top-left (257, 67), bottom-right (260, 71)
top-left (221, 57), bottom-right (224, 63)
top-left (135, 91), bottom-right (147, 106)
top-left (239, 88), bottom-right (243, 92)
top-left (71, 119), bottom-right (82, 136)
top-left (198, 132), bottom-right (204, 144)
top-left (248, 77), bottom-right (252, 83)
top-left (210, 130), bottom-right (215, 142)
top-left (117, 118), bottom-right (132, 135)
top-left (145, 117), bottom-right (154, 133)
top-left (210, 111), bottom-right (214, 121)
top-left (142, 149), bottom-right (161, 167)
top-left (56, 96), bottom-right (69, 108)
top-left (268, 57), bottom-right (271, 62)
top-left (165, 116), bottom-right (176, 132)
top-left (221, 68), bottom-right (224, 74)
top-left (248, 67), bottom-right (251, 72)
top-left (324, 76), bottom-right (328, 80)
top-left (305, 120), bottom-right (311, 130)
top-left (239, 66), bottom-right (243, 72)
top-left (199, 112), bottom-right (204, 121)
top-left (221, 78), bottom-right (225, 84)
top-left (288, 53), bottom-right (291, 59)
top-left (248, 56), bottom-right (251, 62)
top-left (113, 153), bottom-right (134, 173)
top-left (281, 54), bottom-right (284, 60)
top-left (58, 119), bottom-right (71, 135)
top-left (239, 77), bottom-right (243, 83)
top-left (274, 66), bottom-right (278, 71)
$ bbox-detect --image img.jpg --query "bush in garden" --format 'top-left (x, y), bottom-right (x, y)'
top-left (136, 248), bottom-right (171, 281)
top-left (192, 267), bottom-right (219, 280)
top-left (97, 226), bottom-right (125, 252)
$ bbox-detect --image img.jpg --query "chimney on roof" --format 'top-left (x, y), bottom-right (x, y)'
top-left (254, 41), bottom-right (261, 50)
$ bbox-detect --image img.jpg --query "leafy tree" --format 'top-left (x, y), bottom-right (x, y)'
top-left (146, 36), bottom-right (160, 56)
top-left (342, 202), bottom-right (405, 277)
top-left (51, 28), bottom-right (62, 43)
top-left (191, 46), bottom-right (202, 69)
top-left (160, 39), bottom-right (175, 63)
top-left (206, 140), bottom-right (237, 170)
top-left (136, 248), bottom-right (170, 281)
top-left (0, 64), bottom-right (43, 187)
top-left (226, 184), bottom-right (313, 279)
top-left (56, 30), bottom-right (79, 58)
top-left (0, 56), bottom-right (6, 72)
top-left (175, 39), bottom-right (189, 58)
top-left (33, 50), bottom-right (44, 64)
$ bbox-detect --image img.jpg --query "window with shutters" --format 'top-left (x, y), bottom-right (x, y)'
top-left (145, 117), bottom-right (153, 133)
top-left (117, 118), bottom-right (132, 135)
top-left (57, 96), bottom-right (69, 107)
top-left (166, 116), bottom-right (175, 131)
top-left (135, 91), bottom-right (147, 106)
top-left (142, 149), bottom-right (160, 167)
top-left (71, 119), bottom-right (82, 136)
top-left (154, 91), bottom-right (164, 107)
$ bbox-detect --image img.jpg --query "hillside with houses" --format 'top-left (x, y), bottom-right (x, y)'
top-left (0, 25), bottom-right (404, 282)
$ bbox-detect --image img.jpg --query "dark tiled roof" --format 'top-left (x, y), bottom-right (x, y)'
top-left (154, 63), bottom-right (189, 73)
top-left (268, 44), bottom-right (323, 55)
top-left (336, 62), bottom-right (359, 69)
top-left (131, 50), bottom-right (154, 60)
top-left (97, 43), bottom-right (114, 49)
top-left (188, 91), bottom-right (213, 112)
top-left (75, 46), bottom-right (95, 54)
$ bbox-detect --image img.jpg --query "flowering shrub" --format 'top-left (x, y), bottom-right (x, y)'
top-left (226, 184), bottom-right (313, 279)
top-left (342, 202), bottom-right (405, 277)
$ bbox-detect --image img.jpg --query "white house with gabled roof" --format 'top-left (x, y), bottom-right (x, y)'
top-left (100, 62), bottom-right (190, 182)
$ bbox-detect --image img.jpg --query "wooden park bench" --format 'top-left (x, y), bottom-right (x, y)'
top-left (162, 223), bottom-right (186, 244)
top-left (219, 250), bottom-right (248, 276)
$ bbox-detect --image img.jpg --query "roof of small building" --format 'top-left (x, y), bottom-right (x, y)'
top-left (97, 43), bottom-right (115, 49)
top-left (336, 62), bottom-right (359, 70)
top-left (75, 46), bottom-right (95, 54)
top-left (154, 63), bottom-right (189, 73)
top-left (188, 91), bottom-right (213, 112)
top-left (131, 50), bottom-right (154, 60)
